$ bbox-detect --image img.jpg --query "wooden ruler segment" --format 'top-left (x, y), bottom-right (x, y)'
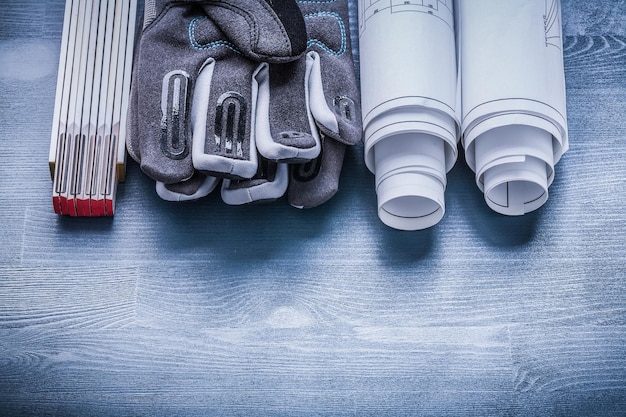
top-left (50, 0), bottom-right (138, 216)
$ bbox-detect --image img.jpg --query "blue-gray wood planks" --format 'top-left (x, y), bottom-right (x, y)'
top-left (0, 0), bottom-right (625, 415)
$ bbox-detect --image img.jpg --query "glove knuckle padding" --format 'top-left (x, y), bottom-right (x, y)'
top-left (258, 59), bottom-right (321, 162)
top-left (191, 55), bottom-right (258, 180)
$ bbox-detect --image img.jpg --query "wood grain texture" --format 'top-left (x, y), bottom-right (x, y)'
top-left (511, 325), bottom-right (626, 416)
top-left (0, 327), bottom-right (516, 416)
top-left (0, 0), bottom-right (625, 415)
top-left (0, 266), bottom-right (137, 329)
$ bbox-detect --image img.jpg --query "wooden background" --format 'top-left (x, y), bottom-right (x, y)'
top-left (1, 0), bottom-right (625, 415)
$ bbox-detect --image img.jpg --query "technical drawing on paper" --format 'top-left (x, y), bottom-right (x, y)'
top-left (359, 0), bottom-right (454, 35)
top-left (544, 0), bottom-right (562, 50)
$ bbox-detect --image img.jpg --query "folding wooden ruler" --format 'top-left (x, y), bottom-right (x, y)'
top-left (49, 0), bottom-right (138, 216)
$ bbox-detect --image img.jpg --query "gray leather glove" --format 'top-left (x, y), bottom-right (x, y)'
top-left (222, 0), bottom-right (363, 208)
top-left (128, 0), bottom-right (362, 208)
top-left (126, 0), bottom-right (308, 189)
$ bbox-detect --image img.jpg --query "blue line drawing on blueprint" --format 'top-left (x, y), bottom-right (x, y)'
top-left (359, 0), bottom-right (454, 35)
top-left (544, 0), bottom-right (562, 50)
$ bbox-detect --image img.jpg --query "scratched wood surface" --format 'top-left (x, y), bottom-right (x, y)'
top-left (1, 0), bottom-right (625, 415)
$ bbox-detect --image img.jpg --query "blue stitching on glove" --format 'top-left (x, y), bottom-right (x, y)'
top-left (188, 16), bottom-right (241, 54)
top-left (305, 11), bottom-right (347, 56)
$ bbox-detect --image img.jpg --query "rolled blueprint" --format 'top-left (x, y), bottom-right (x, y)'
top-left (358, 0), bottom-right (460, 230)
top-left (458, 0), bottom-right (569, 215)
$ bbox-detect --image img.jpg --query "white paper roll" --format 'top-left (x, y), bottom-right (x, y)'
top-left (358, 0), bottom-right (460, 230)
top-left (374, 133), bottom-right (447, 230)
top-left (474, 125), bottom-right (554, 215)
top-left (458, 0), bottom-right (568, 215)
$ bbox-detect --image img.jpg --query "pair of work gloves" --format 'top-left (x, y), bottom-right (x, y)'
top-left (126, 0), bottom-right (362, 208)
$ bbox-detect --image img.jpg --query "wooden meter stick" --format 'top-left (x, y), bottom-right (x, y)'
top-left (49, 0), bottom-right (138, 216)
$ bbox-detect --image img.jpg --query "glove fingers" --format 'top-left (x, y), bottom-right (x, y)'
top-left (308, 50), bottom-right (362, 146)
top-left (221, 157), bottom-right (288, 205)
top-left (285, 1), bottom-right (362, 208)
top-left (131, 0), bottom-right (361, 209)
top-left (303, 3), bottom-right (362, 144)
top-left (191, 56), bottom-right (259, 179)
top-left (255, 61), bottom-right (321, 162)
top-left (128, 5), bottom-right (235, 184)
top-left (131, 56), bottom-right (195, 183)
top-left (156, 171), bottom-right (220, 202)
top-left (288, 133), bottom-right (347, 209)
